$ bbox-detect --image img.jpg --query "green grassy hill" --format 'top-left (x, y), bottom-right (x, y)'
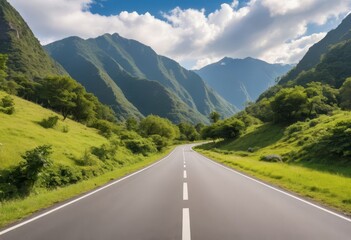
top-left (0, 91), bottom-right (108, 169)
top-left (197, 111), bottom-right (351, 214)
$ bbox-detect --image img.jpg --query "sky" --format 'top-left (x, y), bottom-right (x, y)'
top-left (8, 0), bottom-right (351, 69)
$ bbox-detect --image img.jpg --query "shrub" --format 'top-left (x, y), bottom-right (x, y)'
top-left (0, 95), bottom-right (15, 115)
top-left (41, 164), bottom-right (83, 189)
top-left (91, 120), bottom-right (114, 137)
top-left (62, 125), bottom-right (69, 133)
top-left (9, 145), bottom-right (53, 196)
top-left (91, 144), bottom-right (111, 161)
top-left (77, 150), bottom-right (98, 166)
top-left (285, 122), bottom-right (306, 135)
top-left (0, 106), bottom-right (14, 114)
top-left (124, 138), bottom-right (157, 156)
top-left (1, 95), bottom-right (14, 108)
top-left (150, 134), bottom-right (169, 151)
top-left (39, 116), bottom-right (59, 128)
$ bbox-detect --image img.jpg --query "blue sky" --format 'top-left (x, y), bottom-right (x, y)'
top-left (9, 0), bottom-right (351, 69)
top-left (89, 0), bottom-right (249, 17)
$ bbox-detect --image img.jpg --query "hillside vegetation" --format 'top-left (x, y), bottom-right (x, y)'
top-left (197, 111), bottom-right (351, 214)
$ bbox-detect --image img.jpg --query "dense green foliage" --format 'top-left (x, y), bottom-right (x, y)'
top-left (178, 122), bottom-right (200, 141)
top-left (209, 111), bottom-right (220, 123)
top-left (339, 77), bottom-right (351, 110)
top-left (247, 82), bottom-right (339, 123)
top-left (0, 94), bottom-right (14, 114)
top-left (139, 115), bottom-right (180, 140)
top-left (202, 112), bottom-right (260, 140)
top-left (0, 145), bottom-right (53, 199)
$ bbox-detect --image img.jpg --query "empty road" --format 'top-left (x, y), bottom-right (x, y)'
top-left (1, 145), bottom-right (351, 239)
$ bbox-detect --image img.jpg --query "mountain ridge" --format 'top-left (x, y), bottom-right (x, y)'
top-left (279, 13), bottom-right (351, 84)
top-left (46, 33), bottom-right (237, 123)
top-left (195, 57), bottom-right (292, 109)
top-left (0, 0), bottom-right (66, 79)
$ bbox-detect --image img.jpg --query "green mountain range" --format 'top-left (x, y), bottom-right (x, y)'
top-left (45, 34), bottom-right (237, 123)
top-left (0, 0), bottom-right (66, 78)
top-left (195, 57), bottom-right (292, 109)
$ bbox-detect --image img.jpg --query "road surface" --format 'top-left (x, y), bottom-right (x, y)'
top-left (1, 145), bottom-right (351, 239)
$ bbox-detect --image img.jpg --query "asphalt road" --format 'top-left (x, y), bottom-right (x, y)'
top-left (1, 145), bottom-right (351, 240)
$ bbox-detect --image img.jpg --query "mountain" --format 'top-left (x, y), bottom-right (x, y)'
top-left (0, 0), bottom-right (66, 78)
top-left (195, 57), bottom-right (292, 109)
top-left (279, 13), bottom-right (351, 85)
top-left (45, 34), bottom-right (237, 123)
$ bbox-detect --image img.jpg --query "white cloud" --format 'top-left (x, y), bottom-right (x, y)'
top-left (8, 0), bottom-right (351, 69)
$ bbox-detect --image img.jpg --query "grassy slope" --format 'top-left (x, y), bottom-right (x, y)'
top-left (0, 91), bottom-right (175, 227)
top-left (197, 112), bottom-right (351, 215)
top-left (0, 91), bottom-right (108, 169)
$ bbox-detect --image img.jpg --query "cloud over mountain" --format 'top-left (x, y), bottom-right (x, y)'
top-left (8, 0), bottom-right (351, 68)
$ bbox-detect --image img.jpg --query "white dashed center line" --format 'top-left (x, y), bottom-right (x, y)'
top-left (182, 208), bottom-right (191, 240)
top-left (183, 170), bottom-right (187, 179)
top-left (183, 182), bottom-right (189, 200)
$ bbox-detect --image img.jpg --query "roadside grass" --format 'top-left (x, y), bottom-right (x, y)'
top-left (196, 111), bottom-right (351, 215)
top-left (196, 149), bottom-right (351, 215)
top-left (0, 147), bottom-right (173, 228)
top-left (0, 91), bottom-right (108, 169)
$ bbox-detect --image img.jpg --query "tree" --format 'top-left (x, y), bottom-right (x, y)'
top-left (339, 77), bottom-right (351, 110)
top-left (209, 111), bottom-right (220, 123)
top-left (126, 117), bottom-right (139, 131)
top-left (178, 122), bottom-right (199, 141)
top-left (218, 119), bottom-right (245, 139)
top-left (195, 123), bottom-right (205, 134)
top-left (0, 54), bottom-right (8, 83)
top-left (270, 86), bottom-right (308, 122)
top-left (37, 76), bottom-right (100, 122)
top-left (139, 115), bottom-right (180, 140)
top-left (38, 76), bottom-right (78, 120)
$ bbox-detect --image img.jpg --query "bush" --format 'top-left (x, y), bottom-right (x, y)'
top-left (150, 134), bottom-right (169, 151)
top-left (1, 95), bottom-right (14, 108)
top-left (62, 125), bottom-right (69, 133)
top-left (90, 120), bottom-right (114, 137)
top-left (285, 121), bottom-right (306, 135)
top-left (8, 145), bottom-right (53, 196)
top-left (0, 95), bottom-right (15, 115)
top-left (124, 138), bottom-right (157, 156)
top-left (0, 106), bottom-right (14, 114)
top-left (41, 164), bottom-right (83, 189)
top-left (39, 116), bottom-right (59, 128)
top-left (91, 144), bottom-right (111, 161)
top-left (77, 150), bottom-right (98, 166)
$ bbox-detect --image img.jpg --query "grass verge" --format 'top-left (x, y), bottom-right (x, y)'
top-left (0, 147), bottom-right (174, 228)
top-left (196, 148), bottom-right (351, 216)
